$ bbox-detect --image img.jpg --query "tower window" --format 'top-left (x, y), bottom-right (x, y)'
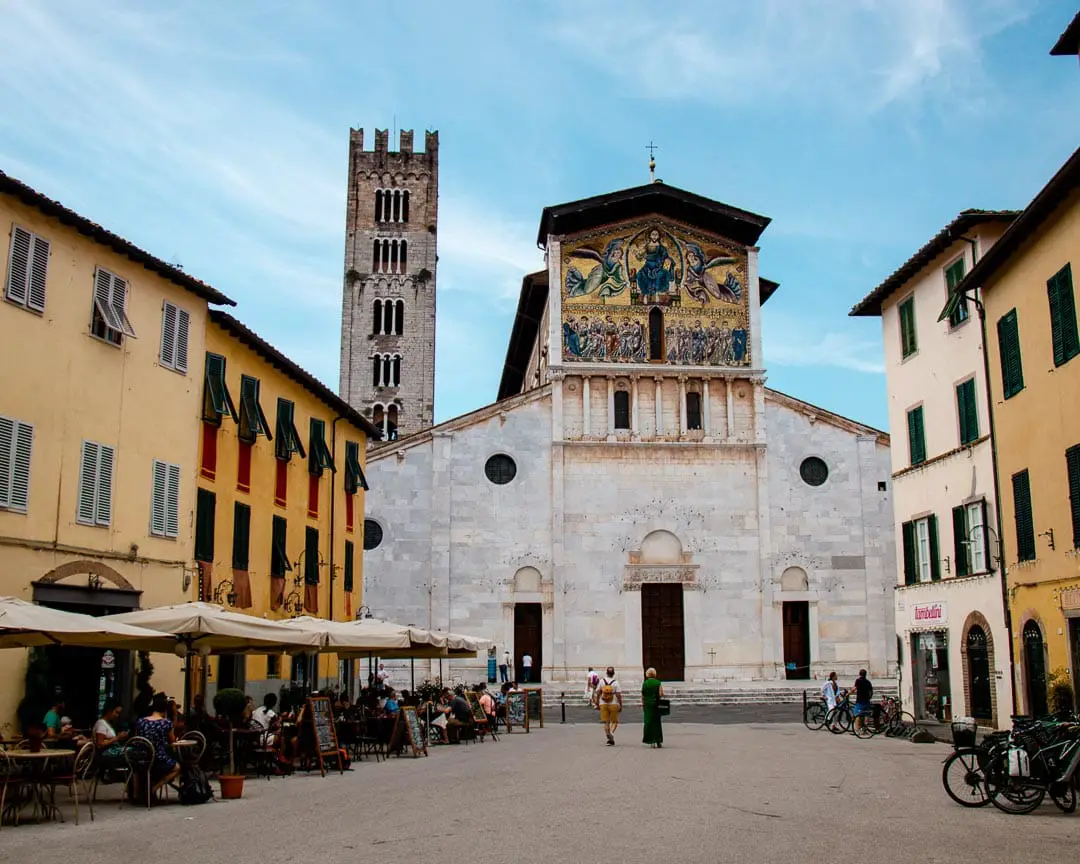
top-left (613, 390), bottom-right (631, 430)
top-left (372, 299), bottom-right (383, 335)
top-left (386, 404), bottom-right (399, 441)
top-left (686, 392), bottom-right (702, 430)
top-left (383, 300), bottom-right (394, 334)
top-left (372, 354), bottom-right (382, 388)
top-left (395, 300), bottom-right (404, 335)
top-left (390, 239), bottom-right (398, 273)
top-left (400, 240), bottom-right (407, 273)
top-left (391, 355), bottom-right (401, 387)
top-left (402, 190), bottom-right (410, 223)
top-left (374, 191), bottom-right (383, 223)
top-left (648, 308), bottom-right (664, 361)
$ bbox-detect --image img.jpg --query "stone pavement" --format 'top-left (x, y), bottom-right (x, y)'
top-left (3, 723), bottom-right (1075, 863)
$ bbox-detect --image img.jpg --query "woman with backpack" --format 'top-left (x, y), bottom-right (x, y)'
top-left (584, 667), bottom-right (600, 704)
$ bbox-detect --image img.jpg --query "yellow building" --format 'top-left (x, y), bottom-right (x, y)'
top-left (195, 311), bottom-right (377, 704)
top-left (959, 147), bottom-right (1080, 716)
top-left (0, 170), bottom-right (234, 732)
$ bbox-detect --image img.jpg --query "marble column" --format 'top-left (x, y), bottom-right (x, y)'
top-left (678, 376), bottom-right (687, 435)
top-left (654, 377), bottom-right (664, 437)
top-left (606, 376), bottom-right (616, 442)
top-left (631, 376), bottom-right (640, 438)
top-left (583, 376), bottom-right (591, 437)
top-left (702, 378), bottom-right (711, 436)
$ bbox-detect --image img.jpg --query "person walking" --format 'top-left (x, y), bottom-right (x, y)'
top-left (499, 649), bottom-right (510, 684)
top-left (522, 653), bottom-right (533, 683)
top-left (851, 669), bottom-right (873, 733)
top-left (584, 667), bottom-right (600, 704)
top-left (593, 667), bottom-right (622, 745)
top-left (821, 671), bottom-right (840, 711)
top-left (641, 667), bottom-right (664, 748)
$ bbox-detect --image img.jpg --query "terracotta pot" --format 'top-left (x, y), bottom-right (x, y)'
top-left (218, 774), bottom-right (244, 799)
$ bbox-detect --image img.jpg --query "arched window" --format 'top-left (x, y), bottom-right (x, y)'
top-left (391, 355), bottom-right (401, 387)
top-left (374, 190), bottom-right (383, 223)
top-left (372, 239), bottom-right (381, 272)
top-left (382, 190), bottom-right (393, 223)
top-left (387, 404), bottom-right (399, 441)
top-left (392, 189), bottom-right (401, 223)
top-left (400, 240), bottom-right (407, 272)
top-left (372, 403), bottom-right (385, 431)
top-left (613, 390), bottom-right (630, 430)
top-left (381, 355), bottom-right (393, 388)
top-left (383, 299), bottom-right (394, 335)
top-left (402, 190), bottom-right (410, 223)
top-left (390, 239), bottom-right (399, 274)
top-left (649, 308), bottom-right (664, 361)
top-left (372, 299), bottom-right (383, 335)
top-left (394, 300), bottom-right (405, 335)
top-left (1023, 620), bottom-right (1048, 717)
top-left (382, 239), bottom-right (391, 273)
top-left (372, 355), bottom-right (383, 388)
top-left (686, 392), bottom-right (702, 430)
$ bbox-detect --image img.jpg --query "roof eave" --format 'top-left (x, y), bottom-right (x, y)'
top-left (1050, 12), bottom-right (1080, 55)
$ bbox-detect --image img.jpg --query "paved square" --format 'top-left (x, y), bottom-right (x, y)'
top-left (3, 722), bottom-right (1075, 863)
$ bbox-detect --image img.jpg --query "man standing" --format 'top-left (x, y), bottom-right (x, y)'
top-left (593, 667), bottom-right (622, 745)
top-left (376, 663), bottom-right (392, 694)
top-left (852, 669), bottom-right (873, 733)
top-left (821, 671), bottom-right (840, 711)
top-left (584, 667), bottom-right (600, 704)
top-left (500, 649), bottom-right (511, 684)
top-left (522, 652), bottom-right (533, 683)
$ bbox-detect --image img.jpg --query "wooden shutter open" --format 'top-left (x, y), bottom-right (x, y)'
top-left (902, 521), bottom-right (916, 585)
top-left (166, 463), bottom-right (180, 537)
top-left (0, 417), bottom-right (13, 508)
top-left (304, 526), bottom-right (319, 584)
top-left (997, 311), bottom-right (1024, 398)
top-left (9, 421), bottom-right (31, 512)
top-left (94, 269), bottom-right (123, 332)
top-left (109, 274), bottom-right (137, 338)
top-left (160, 302), bottom-right (177, 368)
top-left (1012, 469), bottom-right (1035, 561)
top-left (27, 233), bottom-right (48, 312)
top-left (150, 460), bottom-right (168, 536)
top-left (6, 226), bottom-right (31, 306)
top-left (928, 515), bottom-right (941, 580)
top-left (1066, 445), bottom-right (1080, 550)
top-left (271, 515), bottom-right (289, 577)
top-left (232, 502), bottom-right (251, 570)
top-left (96, 445), bottom-right (114, 526)
top-left (175, 308), bottom-right (190, 373)
top-left (952, 506), bottom-right (968, 577)
top-left (77, 441), bottom-right (99, 524)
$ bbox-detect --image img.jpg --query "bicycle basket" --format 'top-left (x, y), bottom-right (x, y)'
top-left (951, 718), bottom-right (978, 749)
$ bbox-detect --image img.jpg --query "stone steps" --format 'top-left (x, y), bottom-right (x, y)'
top-left (538, 684), bottom-right (898, 708)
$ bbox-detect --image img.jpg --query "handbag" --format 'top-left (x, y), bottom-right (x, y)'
top-left (657, 698), bottom-right (671, 717)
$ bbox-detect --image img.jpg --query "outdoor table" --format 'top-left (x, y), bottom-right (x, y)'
top-left (2, 749), bottom-right (75, 825)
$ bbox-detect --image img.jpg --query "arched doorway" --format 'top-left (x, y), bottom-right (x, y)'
top-left (965, 626), bottom-right (992, 721)
top-left (1023, 620), bottom-right (1048, 718)
top-left (779, 567), bottom-right (810, 680)
top-left (638, 530), bottom-right (685, 681)
top-left (648, 307), bottom-right (664, 361)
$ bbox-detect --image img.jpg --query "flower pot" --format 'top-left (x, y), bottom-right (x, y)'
top-left (218, 774), bottom-right (244, 799)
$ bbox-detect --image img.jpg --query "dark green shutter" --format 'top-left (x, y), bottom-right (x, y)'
top-left (1049, 264), bottom-right (1079, 367)
top-left (304, 526), bottom-right (319, 584)
top-left (900, 298), bottom-right (917, 358)
top-left (271, 515), bottom-right (288, 577)
top-left (310, 418), bottom-right (333, 476)
top-left (194, 488), bottom-right (216, 562)
top-left (1012, 469), bottom-right (1035, 562)
top-left (902, 521), bottom-right (916, 585)
top-left (952, 506), bottom-right (968, 577)
top-left (946, 259), bottom-right (968, 326)
top-left (275, 399), bottom-right (291, 460)
top-left (344, 540), bottom-right (355, 593)
top-left (957, 379), bottom-right (978, 445)
top-left (1066, 445), bottom-right (1080, 549)
top-left (981, 500), bottom-right (992, 572)
top-left (232, 502), bottom-right (251, 570)
top-left (907, 406), bottom-right (926, 466)
top-left (203, 353), bottom-right (236, 424)
top-left (928, 515), bottom-right (941, 581)
top-left (997, 310), bottom-right (1024, 399)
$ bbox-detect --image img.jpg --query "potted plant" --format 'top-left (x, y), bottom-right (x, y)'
top-left (213, 687), bottom-right (247, 799)
top-left (1049, 668), bottom-right (1075, 718)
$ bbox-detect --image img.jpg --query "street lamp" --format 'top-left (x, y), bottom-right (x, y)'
top-left (213, 579), bottom-right (238, 608)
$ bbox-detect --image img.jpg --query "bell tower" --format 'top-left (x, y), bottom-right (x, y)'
top-left (339, 127), bottom-right (439, 443)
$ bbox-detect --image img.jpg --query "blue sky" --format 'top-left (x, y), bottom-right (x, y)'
top-left (2, 1), bottom-right (1077, 432)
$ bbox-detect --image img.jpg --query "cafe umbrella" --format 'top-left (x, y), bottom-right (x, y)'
top-left (0, 596), bottom-right (179, 650)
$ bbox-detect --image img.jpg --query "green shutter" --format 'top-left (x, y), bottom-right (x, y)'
top-left (928, 515), bottom-right (941, 581)
top-left (997, 310), bottom-right (1025, 399)
top-left (907, 406), bottom-right (926, 466)
top-left (952, 506), bottom-right (968, 577)
top-left (345, 441), bottom-right (368, 493)
top-left (899, 298), bottom-right (917, 358)
top-left (1049, 264), bottom-right (1079, 367)
top-left (902, 521), bottom-right (916, 585)
top-left (1012, 469), bottom-right (1036, 562)
top-left (238, 376), bottom-right (271, 443)
top-left (194, 488), bottom-right (216, 563)
top-left (275, 399), bottom-right (305, 461)
top-left (232, 502), bottom-right (251, 571)
top-left (946, 259), bottom-right (968, 326)
top-left (1066, 445), bottom-right (1080, 550)
top-left (957, 379), bottom-right (978, 445)
top-left (308, 418), bottom-right (334, 475)
top-left (271, 515), bottom-right (289, 577)
top-left (981, 500), bottom-right (993, 572)
top-left (344, 540), bottom-right (355, 593)
top-left (202, 353), bottom-right (237, 424)
top-left (304, 526), bottom-right (319, 584)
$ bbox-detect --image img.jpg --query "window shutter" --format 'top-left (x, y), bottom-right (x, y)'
top-left (96, 445), bottom-right (114, 526)
top-left (902, 521), bottom-right (916, 586)
top-left (1049, 265), bottom-right (1079, 366)
top-left (6, 226), bottom-right (31, 305)
top-left (94, 269), bottom-right (121, 332)
top-left (27, 234), bottom-right (48, 312)
top-left (9, 421), bottom-right (31, 512)
top-left (195, 488), bottom-right (216, 562)
top-left (1049, 270), bottom-right (1066, 366)
top-left (952, 506), bottom-right (968, 578)
top-left (233, 502), bottom-right (251, 570)
top-left (966, 381), bottom-right (978, 442)
top-left (150, 460), bottom-right (168, 536)
top-left (175, 308), bottom-right (189, 373)
top-left (1012, 469), bottom-right (1035, 562)
top-left (304, 526), bottom-right (319, 584)
top-left (1066, 445), bottom-right (1080, 550)
top-left (77, 441), bottom-right (99, 524)
top-left (344, 540), bottom-right (355, 593)
top-left (980, 499), bottom-right (992, 571)
top-left (997, 311), bottom-right (1024, 398)
top-left (928, 515), bottom-right (940, 581)
top-left (907, 407), bottom-right (925, 465)
top-left (956, 384), bottom-right (968, 444)
top-left (160, 302), bottom-right (177, 368)
top-left (166, 463), bottom-right (180, 537)
top-left (272, 515), bottom-right (288, 577)
top-left (0, 417), bottom-right (12, 507)
top-left (110, 275), bottom-right (137, 337)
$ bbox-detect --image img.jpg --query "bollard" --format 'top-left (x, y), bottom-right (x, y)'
top-left (561, 692), bottom-right (566, 724)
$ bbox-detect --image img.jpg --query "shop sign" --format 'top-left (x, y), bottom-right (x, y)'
top-left (911, 601), bottom-right (946, 627)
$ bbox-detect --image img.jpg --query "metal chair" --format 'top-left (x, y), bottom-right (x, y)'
top-left (0, 749), bottom-right (24, 830)
top-left (121, 737), bottom-right (155, 811)
top-left (45, 741), bottom-right (95, 825)
top-left (180, 731), bottom-right (207, 763)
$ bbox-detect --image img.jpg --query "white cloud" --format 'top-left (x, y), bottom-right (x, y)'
top-left (763, 310), bottom-right (885, 374)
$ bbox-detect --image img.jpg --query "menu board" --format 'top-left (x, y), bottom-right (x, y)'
top-left (402, 706), bottom-right (427, 758)
top-left (506, 691), bottom-right (526, 732)
top-left (465, 691), bottom-right (487, 723)
top-left (306, 696), bottom-right (341, 776)
top-left (524, 688), bottom-right (544, 729)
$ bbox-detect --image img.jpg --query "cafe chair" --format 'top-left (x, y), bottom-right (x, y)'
top-left (121, 737), bottom-right (155, 811)
top-left (180, 731), bottom-right (207, 764)
top-left (44, 741), bottom-right (96, 825)
top-left (0, 749), bottom-right (24, 831)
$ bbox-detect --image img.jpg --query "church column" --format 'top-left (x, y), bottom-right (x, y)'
top-left (678, 376), bottom-right (688, 435)
top-left (631, 375), bottom-right (640, 439)
top-left (702, 378), bottom-right (711, 436)
top-left (606, 376), bottom-right (616, 442)
top-left (726, 379), bottom-right (735, 440)
top-left (654, 377), bottom-right (664, 437)
top-left (582, 376), bottom-right (591, 437)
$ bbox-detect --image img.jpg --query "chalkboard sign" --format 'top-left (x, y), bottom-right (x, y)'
top-left (389, 706), bottom-right (426, 758)
top-left (506, 691), bottom-right (526, 732)
top-left (306, 696), bottom-right (341, 776)
top-left (465, 691), bottom-right (487, 723)
top-left (524, 688), bottom-right (543, 729)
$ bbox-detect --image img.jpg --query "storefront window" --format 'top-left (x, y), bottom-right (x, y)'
top-left (913, 631), bottom-right (951, 722)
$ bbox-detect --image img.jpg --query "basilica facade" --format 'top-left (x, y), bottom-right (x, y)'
top-left (354, 177), bottom-right (897, 686)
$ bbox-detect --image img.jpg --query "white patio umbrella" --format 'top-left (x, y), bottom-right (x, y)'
top-left (334, 619), bottom-right (448, 658)
top-left (0, 596), bottom-right (179, 651)
top-left (279, 616), bottom-right (413, 652)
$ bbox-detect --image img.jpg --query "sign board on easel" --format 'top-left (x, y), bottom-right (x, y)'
top-left (389, 706), bottom-right (427, 758)
top-left (523, 688), bottom-right (543, 729)
top-left (506, 691), bottom-right (526, 732)
top-left (305, 696), bottom-right (341, 776)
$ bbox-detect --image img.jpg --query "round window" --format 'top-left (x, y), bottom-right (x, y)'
top-left (800, 457), bottom-right (829, 487)
top-left (363, 519), bottom-right (384, 551)
top-left (485, 454), bottom-right (517, 485)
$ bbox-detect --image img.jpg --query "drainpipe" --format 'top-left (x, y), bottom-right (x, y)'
top-left (329, 415), bottom-right (345, 625)
top-left (961, 235), bottom-right (1018, 718)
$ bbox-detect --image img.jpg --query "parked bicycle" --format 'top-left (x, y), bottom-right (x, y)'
top-left (983, 719), bottom-right (1080, 815)
top-left (941, 720), bottom-right (1010, 807)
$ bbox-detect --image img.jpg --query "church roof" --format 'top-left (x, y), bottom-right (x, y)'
top-left (537, 182), bottom-right (771, 247)
top-left (498, 270), bottom-right (549, 401)
top-left (1051, 11), bottom-right (1080, 55)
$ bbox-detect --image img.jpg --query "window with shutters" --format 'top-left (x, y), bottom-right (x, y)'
top-left (0, 415), bottom-right (33, 513)
top-left (344, 540), bottom-right (355, 593)
top-left (945, 257), bottom-right (968, 327)
top-left (907, 405), bottom-right (926, 466)
top-left (613, 390), bottom-right (631, 430)
top-left (194, 487), bottom-right (215, 562)
top-left (304, 526), bottom-right (320, 584)
top-left (90, 267), bottom-right (136, 346)
top-left (238, 375), bottom-right (271, 444)
top-left (1047, 263), bottom-right (1079, 367)
top-left (274, 399), bottom-right (306, 462)
top-left (5, 225), bottom-right (49, 313)
top-left (202, 354), bottom-right (237, 425)
top-left (996, 310), bottom-right (1024, 399)
top-left (232, 502), bottom-right (251, 570)
top-left (308, 418), bottom-right (334, 476)
top-left (149, 459), bottom-right (181, 538)
top-left (159, 301), bottom-right (190, 373)
top-left (271, 515), bottom-right (289, 577)
top-left (955, 378), bottom-right (979, 446)
top-left (76, 441), bottom-right (115, 527)
top-left (1012, 469), bottom-right (1036, 562)
top-left (900, 516), bottom-right (939, 584)
top-left (953, 500), bottom-right (989, 577)
top-left (1065, 444), bottom-right (1080, 550)
top-left (898, 296), bottom-right (917, 358)
top-left (344, 440), bottom-right (368, 494)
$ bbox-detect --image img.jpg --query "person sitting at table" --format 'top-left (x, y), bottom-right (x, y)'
top-left (477, 683), bottom-right (496, 726)
top-left (383, 688), bottom-right (400, 716)
top-left (43, 694), bottom-right (66, 739)
top-left (135, 692), bottom-right (180, 796)
top-left (447, 688), bottom-right (473, 743)
top-left (186, 693), bottom-right (211, 732)
top-left (251, 693), bottom-right (280, 747)
top-left (94, 699), bottom-right (129, 769)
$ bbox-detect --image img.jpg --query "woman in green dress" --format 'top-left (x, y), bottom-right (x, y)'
top-left (641, 667), bottom-right (664, 748)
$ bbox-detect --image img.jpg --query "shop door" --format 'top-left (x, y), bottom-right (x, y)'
top-left (514, 603), bottom-right (542, 683)
top-left (782, 601), bottom-right (811, 680)
top-left (1023, 621), bottom-right (1048, 718)
top-left (966, 626), bottom-right (993, 721)
top-left (1070, 619), bottom-right (1080, 715)
top-left (641, 584), bottom-right (685, 681)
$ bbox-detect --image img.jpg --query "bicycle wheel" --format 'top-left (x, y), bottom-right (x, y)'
top-left (853, 716), bottom-right (876, 739)
top-left (803, 702), bottom-right (827, 731)
top-left (828, 706), bottom-right (852, 734)
top-left (942, 749), bottom-right (991, 807)
top-left (1050, 777), bottom-right (1077, 813)
top-left (985, 752), bottom-right (1045, 815)
top-left (885, 711), bottom-right (917, 738)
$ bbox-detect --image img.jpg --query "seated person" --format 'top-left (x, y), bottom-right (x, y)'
top-left (94, 699), bottom-right (129, 771)
top-left (446, 689), bottom-right (473, 742)
top-left (186, 693), bottom-right (211, 732)
top-left (135, 692), bottom-right (180, 794)
top-left (42, 695), bottom-right (66, 739)
top-left (477, 684), bottom-right (496, 725)
top-left (251, 693), bottom-right (280, 747)
top-left (383, 688), bottom-right (400, 715)
top-left (427, 690), bottom-right (452, 743)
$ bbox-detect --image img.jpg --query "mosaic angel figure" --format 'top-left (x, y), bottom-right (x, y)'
top-left (565, 239), bottom-right (628, 298)
top-left (683, 242), bottom-right (739, 304)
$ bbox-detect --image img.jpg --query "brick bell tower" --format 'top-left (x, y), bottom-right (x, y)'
top-left (339, 127), bottom-right (439, 443)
